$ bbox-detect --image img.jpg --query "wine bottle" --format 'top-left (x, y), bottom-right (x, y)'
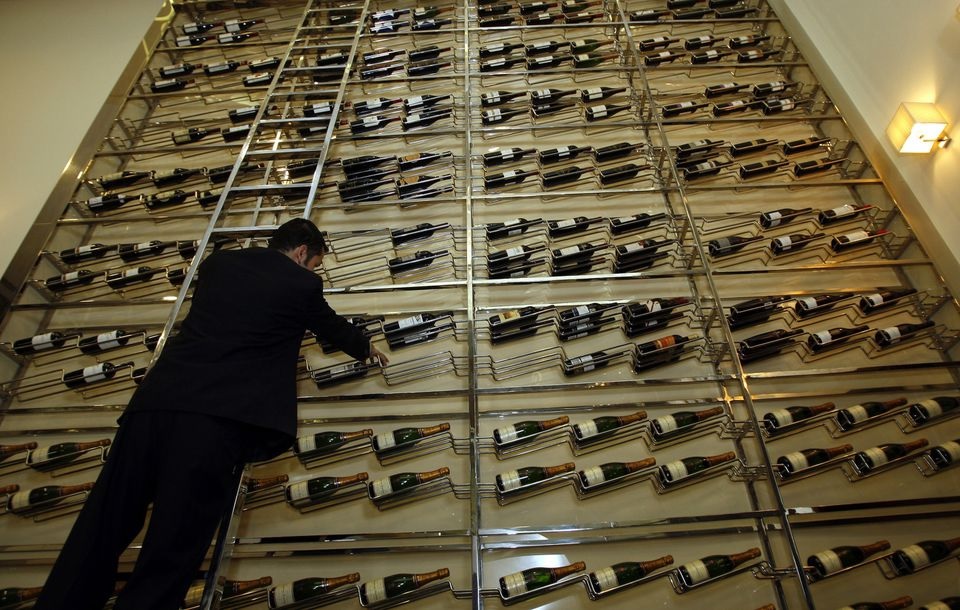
top-left (348, 115), bottom-right (401, 134)
top-left (267, 573), bottom-right (361, 608)
top-left (777, 444), bottom-right (853, 476)
top-left (363, 48), bottom-right (407, 64)
top-left (359, 569), bottom-right (450, 605)
top-left (650, 406), bottom-right (725, 440)
top-left (206, 161), bottom-right (261, 184)
top-left (563, 350), bottom-right (611, 375)
top-left (762, 97), bottom-right (804, 115)
top-left (599, 163), bottom-right (651, 186)
top-left (44, 269), bottom-right (104, 291)
top-left (730, 138), bottom-right (779, 157)
top-left (368, 467), bottom-right (451, 498)
top-left (589, 555), bottom-right (674, 591)
top-left (183, 577), bottom-right (272, 606)
top-left (918, 597), bottom-right (960, 610)
top-left (196, 187), bottom-right (224, 207)
top-left (402, 109), bottom-right (452, 130)
top-left (486, 217), bottom-right (542, 240)
top-left (224, 17), bottom-right (262, 32)
top-left (762, 401), bottom-right (835, 433)
top-left (794, 157), bottom-right (847, 178)
top-left (519, 0), bottom-right (557, 14)
top-left (158, 63), bottom-right (196, 81)
top-left (78, 329), bottom-right (133, 355)
top-left (585, 103), bottom-right (632, 121)
top-left (383, 312), bottom-right (449, 336)
top-left (858, 288), bottom-right (917, 314)
top-left (852, 439), bottom-right (929, 474)
top-left (573, 51), bottom-right (619, 69)
top-left (152, 167), bottom-right (204, 187)
top-left (737, 48), bottom-right (781, 62)
top-left (0, 586), bottom-right (44, 606)
top-left (807, 540), bottom-right (891, 577)
top-left (524, 11), bottom-right (561, 25)
top-left (684, 160), bottom-right (734, 180)
top-left (149, 77), bottom-right (194, 93)
top-left (7, 482), bottom-right (96, 514)
top-left (63, 362), bottom-right (125, 388)
top-left (493, 416), bottom-right (568, 444)
top-left (480, 14), bottom-right (517, 26)
top-left (691, 49), bottom-right (735, 64)
top-left (638, 35), bottom-right (680, 51)
top-left (677, 548), bottom-right (762, 586)
top-left (782, 135), bottom-right (830, 154)
top-left (525, 40), bottom-right (571, 56)
top-left (684, 35), bottom-right (722, 50)
top-left (573, 411), bottom-right (646, 440)
top-left (203, 59), bottom-right (246, 76)
top-left (407, 59), bottom-right (452, 77)
top-left (630, 8), bottom-right (671, 21)
top-left (483, 147), bottom-right (536, 167)
top-left (644, 50), bottom-right (686, 66)
top-left (907, 396), bottom-right (960, 425)
top-left (481, 108), bottom-right (527, 125)
top-left (794, 293), bottom-right (849, 318)
top-left (658, 451), bottom-right (737, 484)
top-left (0, 442), bottom-right (38, 463)
top-left (662, 100), bottom-right (708, 117)
top-left (498, 562), bottom-right (585, 598)
top-left (673, 6), bottom-right (713, 19)
top-left (578, 458), bottom-right (657, 488)
top-left (479, 41), bottom-right (524, 56)
top-left (837, 597), bottom-right (914, 610)
top-left (245, 475), bottom-right (288, 493)
top-left (250, 56), bottom-right (284, 72)
top-left (770, 233), bottom-right (826, 255)
top-left (352, 97), bottom-right (401, 115)
top-left (484, 169), bottom-right (537, 189)
top-left (818, 203), bottom-right (874, 225)
top-left (496, 463), bottom-right (575, 492)
top-left (480, 56), bottom-right (526, 72)
top-left (758, 207), bottom-right (813, 229)
top-left (740, 159), bottom-right (791, 179)
top-left (835, 398), bottom-right (908, 431)
top-left (807, 324), bottom-right (869, 351)
top-left (285, 473), bottom-right (369, 505)
top-left (181, 21), bottom-right (220, 34)
top-left (480, 90), bottom-right (526, 107)
top-left (217, 32), bottom-right (258, 44)
top-left (707, 235), bottom-right (762, 257)
top-left (404, 94), bottom-right (451, 112)
top-left (891, 537), bottom-right (960, 574)
top-left (294, 429), bottom-right (373, 456)
top-left (373, 423), bottom-right (450, 453)
top-left (610, 212), bottom-right (666, 235)
top-left (929, 439), bottom-right (960, 470)
top-left (875, 320), bottom-right (935, 347)
top-left (175, 34), bottom-right (212, 47)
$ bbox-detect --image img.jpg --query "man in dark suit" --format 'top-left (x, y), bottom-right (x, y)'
top-left (35, 218), bottom-right (387, 610)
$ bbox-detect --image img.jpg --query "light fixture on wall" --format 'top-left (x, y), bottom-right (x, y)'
top-left (886, 102), bottom-right (951, 154)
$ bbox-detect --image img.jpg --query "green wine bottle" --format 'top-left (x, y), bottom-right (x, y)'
top-left (650, 406), bottom-right (724, 440)
top-left (498, 561), bottom-right (586, 597)
top-left (294, 429), bottom-right (373, 456)
top-left (359, 568), bottom-right (450, 604)
top-left (369, 467), bottom-right (451, 498)
top-left (588, 555), bottom-right (673, 591)
top-left (285, 473), bottom-right (368, 506)
top-left (677, 547), bottom-right (761, 586)
top-left (26, 439), bottom-right (111, 471)
top-left (578, 458), bottom-right (656, 488)
top-left (658, 451), bottom-right (736, 484)
top-left (806, 540), bottom-right (890, 577)
top-left (496, 463), bottom-right (575, 492)
top-left (267, 573), bottom-right (360, 608)
top-left (373, 423), bottom-right (450, 453)
top-left (7, 482), bottom-right (96, 514)
top-left (494, 416), bottom-right (568, 444)
top-left (891, 537), bottom-right (960, 574)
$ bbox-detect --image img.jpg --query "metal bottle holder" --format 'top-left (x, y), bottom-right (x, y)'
top-left (372, 430), bottom-right (457, 467)
top-left (490, 469), bottom-right (580, 506)
top-left (840, 447), bottom-right (931, 482)
top-left (772, 450), bottom-right (855, 486)
top-left (489, 571), bottom-right (589, 606)
top-left (875, 549), bottom-right (960, 580)
top-left (381, 350), bottom-right (469, 385)
top-left (252, 584), bottom-right (359, 610)
top-left (240, 479), bottom-right (291, 511)
top-left (758, 406), bottom-right (841, 442)
top-left (574, 459), bottom-right (660, 499)
top-left (6, 443), bottom-right (112, 479)
top-left (357, 580), bottom-right (456, 609)
top-left (801, 553), bottom-right (887, 585)
top-left (2, 361), bottom-right (138, 403)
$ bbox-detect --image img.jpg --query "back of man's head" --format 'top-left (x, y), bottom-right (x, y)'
top-left (268, 218), bottom-right (328, 258)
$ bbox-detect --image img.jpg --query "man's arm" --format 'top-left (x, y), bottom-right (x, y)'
top-left (305, 285), bottom-right (386, 363)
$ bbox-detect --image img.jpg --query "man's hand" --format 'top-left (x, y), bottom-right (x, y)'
top-left (370, 345), bottom-right (390, 366)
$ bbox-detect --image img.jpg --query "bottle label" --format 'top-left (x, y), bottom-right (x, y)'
top-left (504, 247), bottom-right (525, 258)
top-left (882, 326), bottom-right (902, 343)
top-left (268, 584), bottom-right (296, 607)
top-left (96, 331), bottom-right (123, 349)
top-left (615, 215), bottom-right (636, 224)
top-left (154, 78), bottom-right (178, 87)
top-left (31, 333), bottom-right (56, 348)
top-left (500, 571), bottom-right (530, 596)
top-left (286, 481), bottom-right (311, 502)
top-left (175, 36), bottom-right (193, 47)
top-left (123, 269), bottom-right (141, 279)
top-left (584, 87), bottom-right (601, 99)
top-left (557, 246), bottom-right (582, 257)
top-left (580, 466), bottom-right (607, 487)
top-left (592, 105), bottom-right (608, 118)
top-left (407, 95), bottom-right (424, 107)
top-left (782, 451), bottom-right (809, 471)
top-left (680, 560), bottom-right (710, 584)
top-left (623, 243), bottom-right (643, 254)
top-left (576, 420), bottom-right (600, 439)
top-left (862, 446), bottom-right (890, 467)
top-left (374, 432), bottom-right (397, 450)
top-left (361, 579), bottom-right (389, 604)
top-left (28, 445), bottom-right (54, 464)
top-left (843, 405), bottom-right (869, 423)
top-left (398, 314), bottom-right (425, 330)
top-left (899, 544), bottom-right (931, 568)
top-left (920, 603), bottom-right (951, 610)
top-left (827, 203), bottom-right (856, 217)
top-left (568, 354), bottom-right (595, 372)
top-left (590, 566), bottom-right (619, 591)
top-left (811, 550), bottom-right (843, 574)
top-left (765, 211), bottom-right (783, 226)
top-left (63, 271), bottom-right (81, 282)
top-left (134, 241), bottom-right (156, 253)
top-left (653, 415), bottom-right (678, 434)
top-left (330, 362), bottom-right (359, 376)
top-left (917, 398), bottom-right (943, 419)
top-left (370, 477), bottom-right (394, 498)
top-left (83, 364), bottom-right (108, 381)
top-left (498, 469), bottom-right (524, 491)
top-left (663, 460), bottom-right (689, 481)
top-left (406, 114), bottom-right (423, 125)
top-left (495, 425), bottom-right (521, 443)
top-left (843, 230), bottom-right (870, 242)
top-left (296, 434), bottom-right (317, 453)
top-left (812, 330), bottom-right (833, 344)
top-left (775, 236), bottom-right (793, 250)
top-left (767, 409), bottom-right (794, 427)
top-left (8, 491), bottom-right (32, 511)
top-left (937, 440), bottom-right (960, 461)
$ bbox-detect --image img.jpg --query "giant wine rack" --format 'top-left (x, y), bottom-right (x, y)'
top-left (1, 0), bottom-right (959, 609)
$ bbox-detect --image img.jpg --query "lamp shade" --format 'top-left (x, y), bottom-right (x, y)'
top-left (886, 102), bottom-right (949, 153)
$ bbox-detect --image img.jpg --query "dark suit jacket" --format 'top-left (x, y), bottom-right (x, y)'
top-left (126, 247), bottom-right (369, 457)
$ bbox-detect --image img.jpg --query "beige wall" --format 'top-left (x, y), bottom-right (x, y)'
top-left (0, 0), bottom-right (164, 279)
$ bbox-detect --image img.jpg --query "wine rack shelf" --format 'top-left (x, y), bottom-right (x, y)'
top-left (1, 0), bottom-right (960, 608)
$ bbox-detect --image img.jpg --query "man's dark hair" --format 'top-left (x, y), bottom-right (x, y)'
top-left (268, 218), bottom-right (328, 258)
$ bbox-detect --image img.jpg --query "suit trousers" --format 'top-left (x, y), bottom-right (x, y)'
top-left (34, 410), bottom-right (257, 610)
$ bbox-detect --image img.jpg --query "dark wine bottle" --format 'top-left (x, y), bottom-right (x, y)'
top-left (658, 451), bottom-right (737, 484)
top-left (737, 48), bottom-right (781, 62)
top-left (363, 48), bottom-right (407, 64)
top-left (267, 573), bottom-right (361, 608)
top-left (858, 288), bottom-right (916, 314)
top-left (662, 100), bottom-right (708, 117)
top-left (807, 324), bottom-right (869, 350)
top-left (917, 597), bottom-right (960, 610)
top-left (479, 40), bottom-right (524, 56)
top-left (498, 562), bottom-right (585, 598)
top-left (782, 135), bottom-right (830, 156)
top-left (644, 50), bottom-right (686, 66)
top-left (224, 17), bottom-right (262, 32)
top-left (368, 467), bottom-right (451, 498)
top-left (650, 406), bottom-right (725, 440)
top-left (818, 203), bottom-right (874, 225)
top-left (63, 362), bottom-right (126, 388)
top-left (479, 90), bottom-right (526, 107)
top-left (402, 109), bottom-right (452, 130)
top-left (563, 351), bottom-right (611, 375)
top-left (359, 569), bottom-right (450, 605)
top-left (638, 35), bottom-right (680, 51)
top-left (149, 77), bottom-right (194, 93)
top-left (759, 207), bottom-right (813, 229)
top-left (677, 548), bottom-right (762, 586)
top-left (770, 233), bottom-right (826, 255)
top-left (762, 401), bottom-right (835, 433)
top-left (486, 217), bottom-right (542, 239)
top-left (610, 212), bottom-right (666, 234)
top-left (348, 115), bottom-right (401, 134)
top-left (7, 482), bottom-right (96, 514)
top-left (907, 396), bottom-right (960, 426)
top-left (578, 458), bottom-right (657, 488)
top-left (159, 62), bottom-right (197, 79)
top-left (398, 150), bottom-right (452, 171)
top-left (12, 331), bottom-right (68, 355)
top-left (630, 8), bottom-right (671, 21)
top-left (519, 0), bottom-right (557, 14)
top-left (407, 60), bottom-right (452, 77)
top-left (484, 147), bottom-right (536, 166)
top-left (836, 398), bottom-right (908, 431)
top-left (217, 32), bottom-right (258, 44)
top-left (524, 11), bottom-right (561, 25)
top-left (588, 555), bottom-right (674, 591)
top-left (777, 444), bottom-right (853, 476)
top-left (891, 537), bottom-right (960, 574)
top-left (175, 34), bottom-right (212, 48)
top-left (493, 417), bottom-right (568, 444)
top-left (691, 49), bottom-right (735, 64)
top-left (481, 107), bottom-right (527, 125)
top-left (496, 462), bottom-right (575, 492)
top-left (78, 329), bottom-right (133, 354)
top-left (44, 269), bottom-right (103, 291)
top-left (684, 34), bottom-right (722, 50)
top-left (794, 157), bottom-right (847, 178)
top-left (480, 56), bottom-right (526, 72)
top-left (285, 473), bottom-right (368, 505)
top-left (730, 138), bottom-right (779, 157)
top-left (573, 411), bottom-right (646, 440)
top-left (684, 160), bottom-right (734, 180)
top-left (852, 439), bottom-right (929, 474)
top-left (875, 320), bottom-right (935, 347)
top-left (837, 597), bottom-right (914, 610)
top-left (807, 540), bottom-right (891, 577)
top-left (404, 94), bottom-right (451, 111)
top-left (293, 429), bottom-right (373, 456)
top-left (484, 169), bottom-right (538, 189)
top-left (740, 159), bottom-right (790, 179)
top-left (585, 103), bottom-right (632, 121)
top-left (704, 81), bottom-right (749, 97)
top-left (360, 62), bottom-right (403, 80)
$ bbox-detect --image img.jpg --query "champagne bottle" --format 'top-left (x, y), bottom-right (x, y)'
top-left (573, 411), bottom-right (646, 440)
top-left (658, 451), bottom-right (737, 484)
top-left (762, 402), bottom-right (835, 433)
top-left (183, 577), bottom-right (272, 606)
top-left (245, 475), bottom-right (288, 493)
top-left (12, 331), bottom-right (68, 355)
top-left (650, 406), bottom-right (725, 440)
top-left (359, 569), bottom-right (449, 605)
top-left (837, 597), bottom-right (914, 610)
top-left (807, 325), bottom-right (869, 350)
top-left (794, 293), bottom-right (849, 318)
top-left (498, 562), bottom-right (585, 598)
top-left (777, 444), bottom-right (853, 476)
top-left (662, 100), bottom-right (709, 117)
top-left (875, 320), bottom-right (935, 347)
top-left (708, 235), bottom-right (763, 257)
top-left (7, 482), bottom-right (95, 514)
top-left (929, 439), bottom-right (960, 470)
top-left (578, 458), bottom-right (656, 488)
top-left (294, 429), bottom-right (373, 456)
top-left (684, 35), bottom-right (722, 50)
top-left (285, 473), bottom-right (368, 505)
top-left (858, 288), bottom-right (917, 314)
top-left (585, 103), bottom-right (632, 121)
top-left (852, 439), bottom-right (929, 474)
top-left (481, 107), bottom-right (527, 125)
top-left (480, 90), bottom-right (526, 107)
top-left (63, 362), bottom-right (125, 388)
top-left (770, 233), bottom-right (826, 255)
top-left (496, 463), bottom-right (575, 492)
top-left (907, 396), bottom-right (960, 425)
top-left (27, 439), bottom-right (111, 471)
top-left (589, 555), bottom-right (674, 591)
top-left (836, 398), bottom-right (908, 431)
top-left (217, 32), bottom-right (258, 44)
top-left (267, 573), bottom-right (360, 608)
top-left (373, 423), bottom-right (451, 453)
top-left (610, 211), bottom-right (666, 234)
top-left (918, 597), bottom-right (960, 610)
top-left (807, 540), bottom-right (891, 577)
top-left (78, 330), bottom-right (132, 354)
top-left (368, 467), bottom-right (451, 498)
top-left (891, 537), bottom-right (960, 574)
top-left (677, 548), bottom-right (762, 586)
top-left (494, 417), bottom-right (568, 444)
top-left (0, 587), bottom-right (44, 606)
top-left (0, 442), bottom-right (38, 463)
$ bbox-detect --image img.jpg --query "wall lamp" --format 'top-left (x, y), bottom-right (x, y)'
top-left (886, 102), bottom-right (951, 154)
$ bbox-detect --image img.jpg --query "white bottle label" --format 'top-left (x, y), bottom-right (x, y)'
top-left (374, 432), bottom-right (397, 450)
top-left (724, 101), bottom-right (746, 110)
top-left (495, 425), bottom-right (521, 444)
top-left (63, 271), bottom-right (81, 282)
top-left (917, 398), bottom-right (943, 419)
top-left (623, 243), bottom-right (643, 254)
top-left (572, 305), bottom-right (591, 317)
top-left (27, 446), bottom-right (53, 464)
top-left (96, 331), bottom-right (122, 350)
top-left (83, 364), bottom-right (108, 382)
top-left (937, 440), bottom-right (960, 461)
top-left (705, 51), bottom-right (719, 59)
top-left (862, 446), bottom-right (890, 467)
top-left (592, 105), bottom-right (608, 118)
top-left (593, 568), bottom-right (620, 591)
top-left (370, 477), bottom-right (394, 498)
top-left (362, 117), bottom-right (379, 128)
top-left (584, 87), bottom-right (601, 100)
top-left (534, 89), bottom-right (551, 98)
top-left (576, 420), bottom-right (600, 439)
top-left (557, 246), bottom-right (581, 257)
top-left (8, 491), bottom-right (33, 511)
top-left (501, 150), bottom-right (516, 161)
top-left (175, 36), bottom-right (194, 47)
top-left (899, 544), bottom-right (931, 568)
top-left (680, 559), bottom-right (711, 584)
top-left (767, 409), bottom-right (794, 427)
top-left (812, 330), bottom-right (833, 344)
top-left (497, 469), bottom-right (524, 491)
top-left (504, 247), bottom-right (524, 258)
top-left (775, 236), bottom-right (793, 250)
top-left (782, 451), bottom-right (809, 472)
top-left (309, 103), bottom-right (331, 114)
top-left (502, 170), bottom-right (517, 180)
top-left (765, 211), bottom-right (783, 226)
top-left (503, 218), bottom-right (521, 227)
top-left (267, 583), bottom-right (296, 608)
top-left (31, 333), bottom-right (56, 349)
top-left (797, 297), bottom-right (818, 310)
top-left (208, 62), bottom-right (231, 73)
top-left (569, 354), bottom-right (595, 372)
top-left (154, 78), bottom-right (178, 87)
top-left (828, 204), bottom-right (856, 217)
top-left (811, 549), bottom-right (843, 574)
top-left (134, 241), bottom-right (156, 253)
top-left (398, 314), bottom-right (425, 330)
top-left (843, 230), bottom-right (870, 242)
top-left (663, 460), bottom-right (690, 481)
top-left (500, 571), bottom-right (531, 597)
top-left (406, 114), bottom-right (423, 125)
top-left (287, 481), bottom-right (310, 501)
top-left (842, 405), bottom-right (869, 424)
top-left (296, 434), bottom-right (317, 453)
top-left (653, 415), bottom-right (678, 434)
top-left (881, 326), bottom-right (902, 343)
top-left (616, 215), bottom-right (636, 224)
top-left (580, 466), bottom-right (607, 487)
top-left (361, 579), bottom-right (389, 604)
top-left (123, 269), bottom-right (140, 279)
top-left (218, 33), bottom-right (237, 43)
top-left (920, 603), bottom-right (952, 610)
